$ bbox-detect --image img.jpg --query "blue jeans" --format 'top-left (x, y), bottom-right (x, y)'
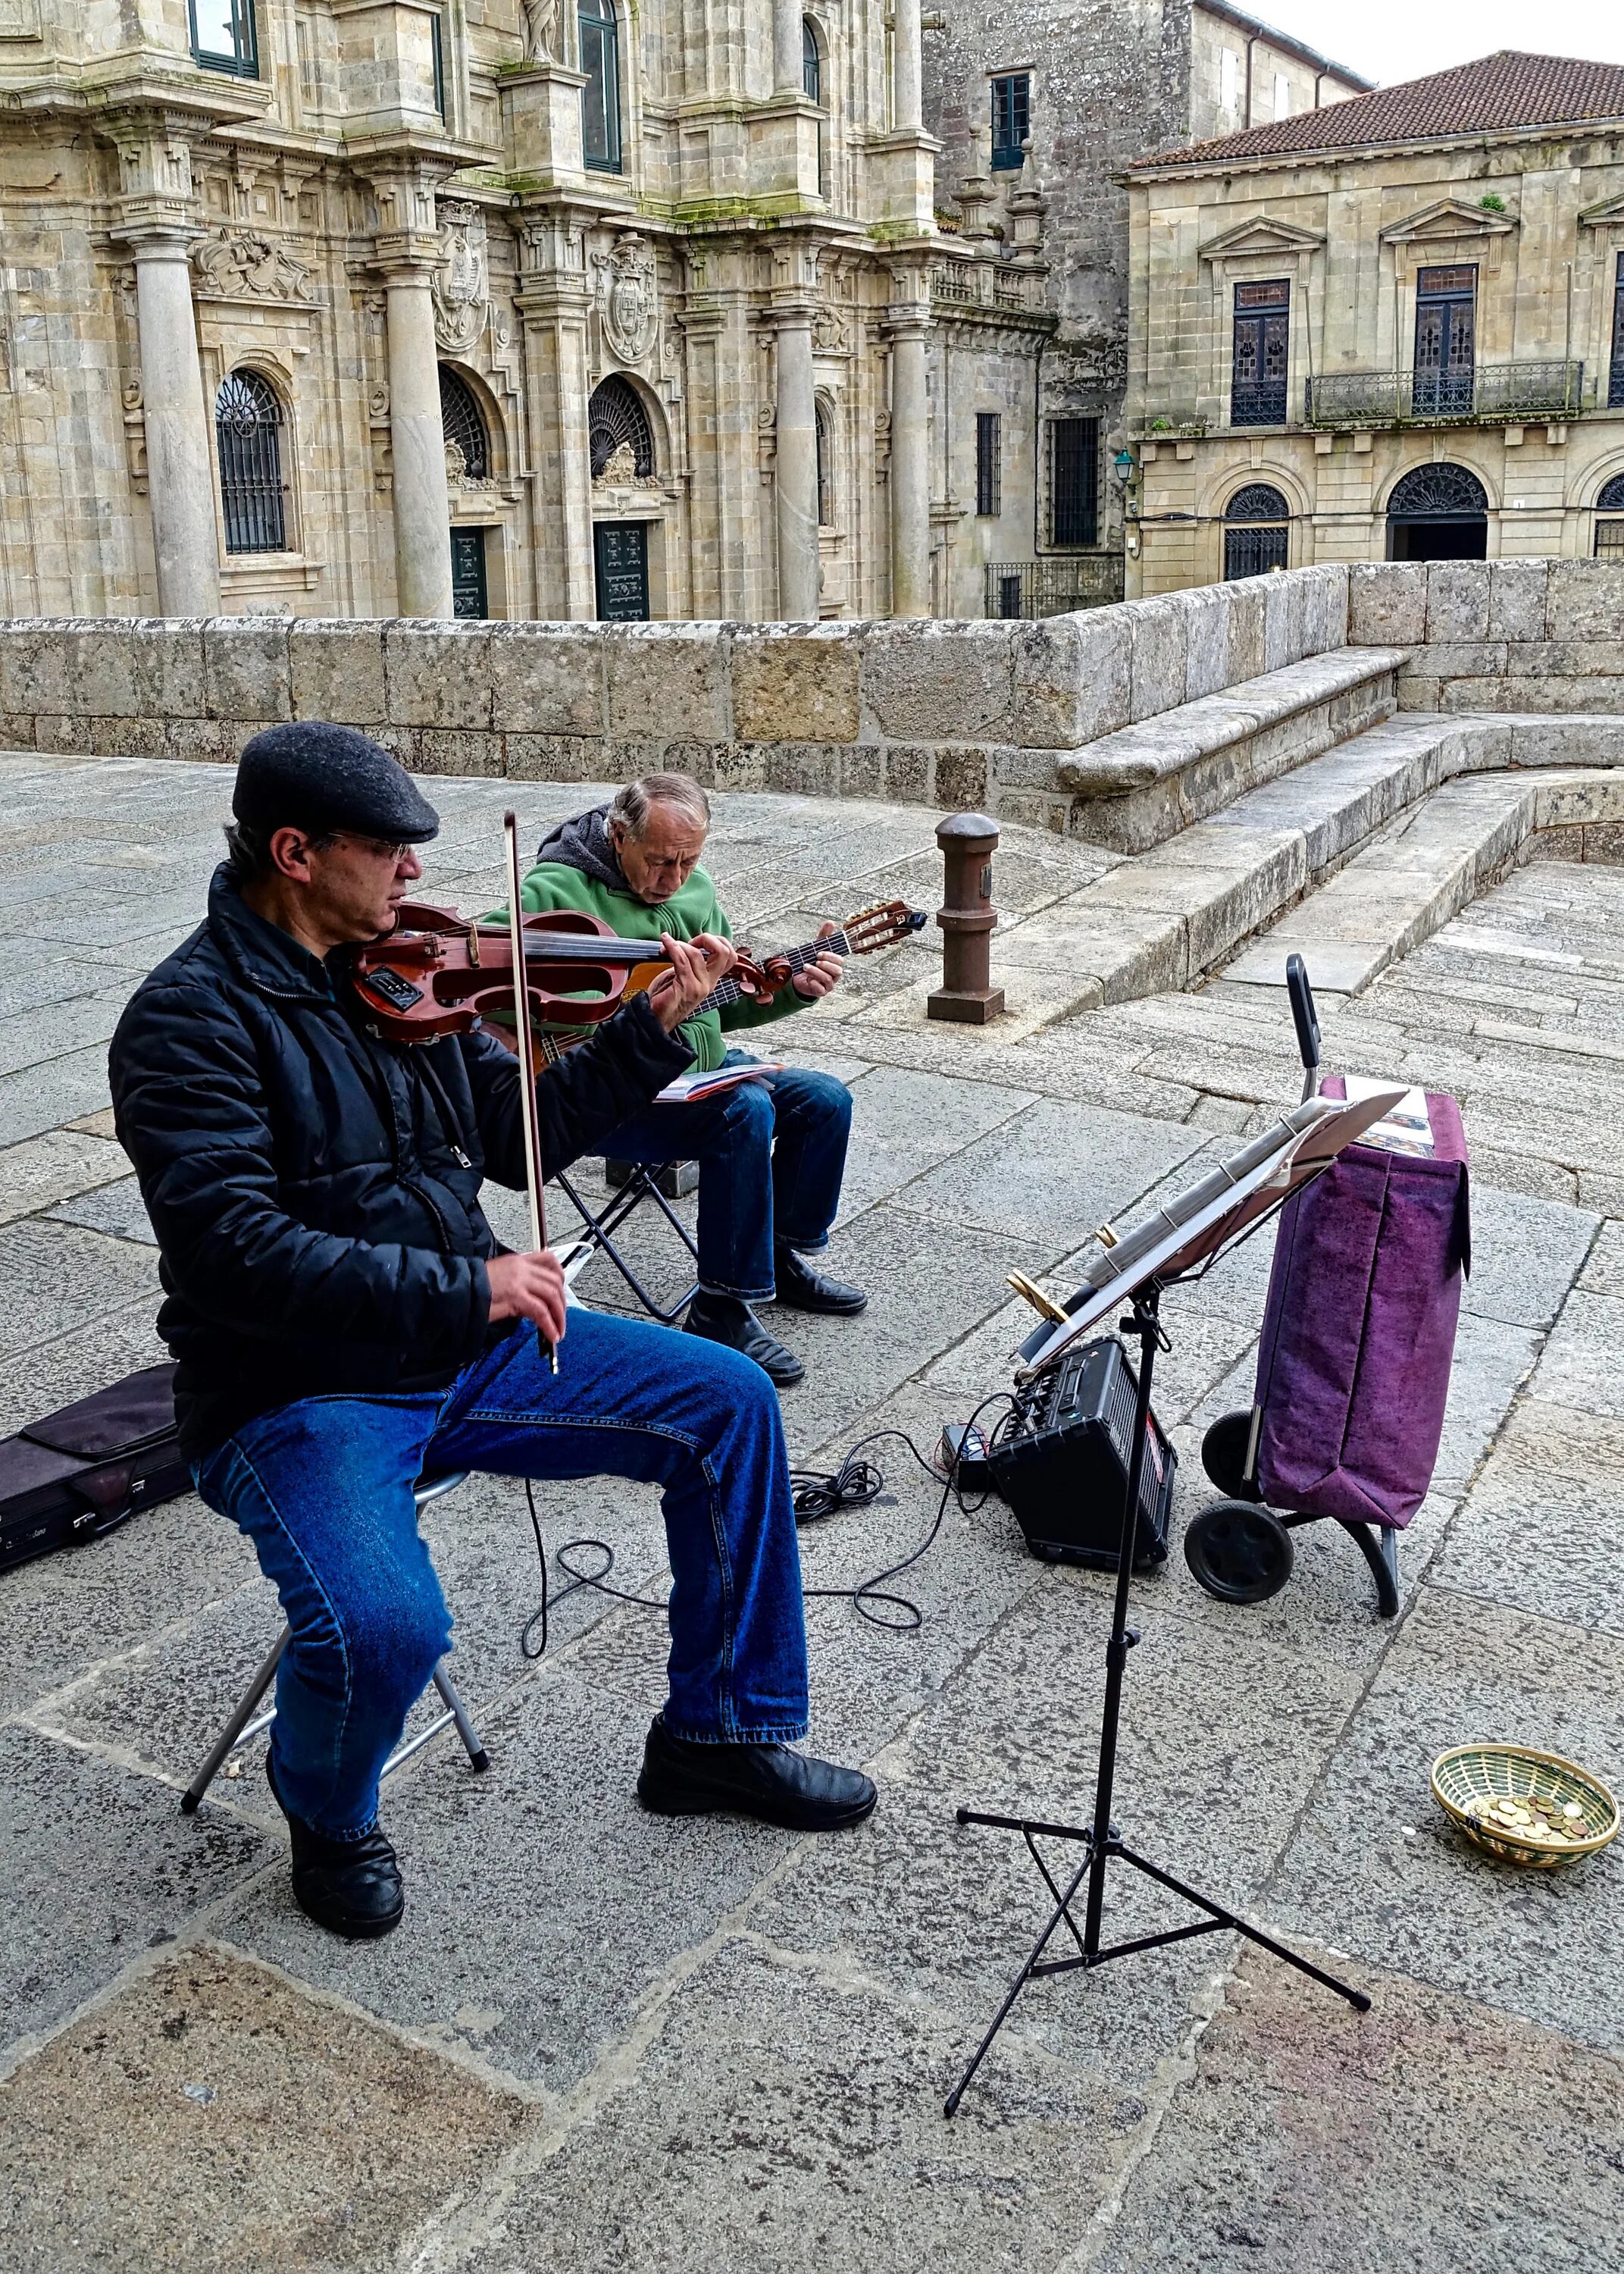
top-left (193, 1311), bottom-right (809, 1840)
top-left (599, 1054), bottom-right (853, 1302)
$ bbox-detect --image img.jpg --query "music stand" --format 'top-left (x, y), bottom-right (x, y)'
top-left (943, 1085), bottom-right (1406, 2116)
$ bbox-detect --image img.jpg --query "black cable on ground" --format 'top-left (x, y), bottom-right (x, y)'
top-left (518, 1390), bottom-right (1016, 1657)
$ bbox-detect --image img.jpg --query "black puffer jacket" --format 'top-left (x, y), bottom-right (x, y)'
top-left (109, 866), bottom-right (692, 1459)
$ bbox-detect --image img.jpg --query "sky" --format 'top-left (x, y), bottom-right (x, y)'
top-left (1246, 1), bottom-right (1624, 88)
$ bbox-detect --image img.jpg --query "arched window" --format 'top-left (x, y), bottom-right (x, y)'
top-left (1386, 462), bottom-right (1488, 562)
top-left (1222, 483), bottom-right (1288, 581)
top-left (215, 369), bottom-right (286, 553)
top-left (439, 366), bottom-right (490, 481)
top-left (815, 396), bottom-right (834, 528)
top-left (579, 0), bottom-right (621, 172)
top-left (588, 374), bottom-right (654, 478)
top-left (802, 17), bottom-right (821, 103)
top-left (1596, 471), bottom-right (1624, 561)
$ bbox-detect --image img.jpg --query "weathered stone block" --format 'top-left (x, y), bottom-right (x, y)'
top-left (488, 624), bottom-right (606, 736)
top-left (1126, 597), bottom-right (1187, 723)
top-left (839, 746), bottom-right (884, 799)
top-left (936, 747), bottom-right (990, 810)
top-left (1181, 587), bottom-right (1231, 701)
top-left (203, 617), bottom-right (293, 723)
top-left (763, 743), bottom-right (841, 795)
top-left (1488, 560), bottom-right (1550, 643)
top-left (502, 733), bottom-right (614, 784)
top-left (289, 621), bottom-right (387, 726)
top-left (883, 744), bottom-right (934, 802)
top-left (709, 743), bottom-right (770, 792)
top-left (1422, 642), bottom-right (1509, 680)
top-left (384, 622), bottom-right (493, 729)
top-left (161, 717), bottom-right (237, 762)
top-left (1426, 561), bottom-right (1491, 642)
top-left (412, 728), bottom-right (502, 777)
top-left (1546, 558), bottom-right (1624, 641)
top-left (1012, 609), bottom-right (1131, 746)
top-left (1225, 584), bottom-right (1267, 682)
top-left (1263, 572), bottom-right (1304, 670)
top-left (605, 625), bottom-right (731, 741)
top-left (0, 712), bottom-right (36, 749)
top-left (1348, 562), bottom-right (1427, 646)
top-left (859, 620), bottom-right (1015, 742)
top-left (732, 626), bottom-right (860, 743)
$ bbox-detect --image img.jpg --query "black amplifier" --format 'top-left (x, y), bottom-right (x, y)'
top-left (987, 1337), bottom-right (1176, 1571)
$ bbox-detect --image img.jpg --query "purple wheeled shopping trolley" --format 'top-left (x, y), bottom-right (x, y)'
top-left (1184, 961), bottom-right (1471, 1618)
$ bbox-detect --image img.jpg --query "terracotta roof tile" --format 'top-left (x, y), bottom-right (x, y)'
top-left (1133, 50), bottom-right (1624, 171)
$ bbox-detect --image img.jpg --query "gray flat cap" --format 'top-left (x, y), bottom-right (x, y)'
top-left (233, 722), bottom-right (440, 844)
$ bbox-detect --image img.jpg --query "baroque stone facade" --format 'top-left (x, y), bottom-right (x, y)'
top-left (1124, 51), bottom-right (1624, 594)
top-left (923, 0), bottom-right (1366, 601)
top-left (0, 0), bottom-right (1052, 622)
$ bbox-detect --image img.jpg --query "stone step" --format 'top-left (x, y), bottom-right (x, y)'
top-left (1222, 766), bottom-right (1624, 997)
top-left (1053, 645), bottom-right (1409, 854)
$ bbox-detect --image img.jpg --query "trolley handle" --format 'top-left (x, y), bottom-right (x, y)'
top-left (1286, 954), bottom-right (1321, 1101)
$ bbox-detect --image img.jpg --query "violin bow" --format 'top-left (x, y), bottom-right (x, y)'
top-left (502, 810), bottom-right (559, 1377)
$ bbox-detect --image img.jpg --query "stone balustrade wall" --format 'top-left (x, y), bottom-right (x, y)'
top-left (1344, 560), bottom-right (1624, 714)
top-left (2, 560), bottom-right (1619, 835)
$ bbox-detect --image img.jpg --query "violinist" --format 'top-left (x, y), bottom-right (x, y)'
top-left (108, 723), bottom-right (876, 1946)
top-left (502, 774), bottom-right (866, 1390)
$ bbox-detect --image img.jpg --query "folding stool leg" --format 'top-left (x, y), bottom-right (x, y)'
top-left (180, 1626), bottom-right (290, 1815)
top-left (552, 1163), bottom-right (699, 1325)
top-left (380, 1657), bottom-right (490, 1779)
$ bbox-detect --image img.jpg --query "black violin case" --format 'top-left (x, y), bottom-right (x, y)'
top-left (0, 1363), bottom-right (189, 1574)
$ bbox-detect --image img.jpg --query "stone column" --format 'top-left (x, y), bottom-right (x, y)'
top-left (517, 215), bottom-right (596, 619)
top-left (774, 0), bottom-right (803, 94)
top-left (887, 303), bottom-right (931, 619)
top-left (892, 0), bottom-right (922, 130)
top-left (128, 234), bottom-right (221, 618)
top-left (773, 311), bottom-right (819, 620)
top-left (381, 268), bottom-right (453, 618)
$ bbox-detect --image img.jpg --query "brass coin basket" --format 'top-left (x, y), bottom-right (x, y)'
top-left (1431, 1743), bottom-right (1619, 1872)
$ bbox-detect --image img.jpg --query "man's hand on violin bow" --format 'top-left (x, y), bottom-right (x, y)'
top-left (644, 931), bottom-right (737, 1030)
top-left (486, 1249), bottom-right (568, 1346)
top-left (792, 920), bottom-right (844, 1001)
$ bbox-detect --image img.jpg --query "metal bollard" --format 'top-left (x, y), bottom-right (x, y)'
top-left (928, 811), bottom-right (1005, 1023)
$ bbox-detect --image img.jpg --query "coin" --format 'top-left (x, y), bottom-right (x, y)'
top-left (1563, 1802), bottom-right (1585, 1820)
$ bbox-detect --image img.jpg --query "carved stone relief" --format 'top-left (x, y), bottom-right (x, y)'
top-left (190, 229), bottom-right (314, 303)
top-left (595, 233), bottom-right (659, 366)
top-left (433, 201), bottom-right (488, 352)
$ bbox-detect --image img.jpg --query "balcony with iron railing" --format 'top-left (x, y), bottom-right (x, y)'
top-left (1304, 361), bottom-right (1587, 428)
top-left (985, 556), bottom-right (1125, 619)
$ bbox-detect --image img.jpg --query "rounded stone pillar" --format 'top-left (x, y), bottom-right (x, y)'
top-left (383, 271), bottom-right (454, 619)
top-left (774, 313), bottom-right (819, 621)
top-left (130, 237), bottom-right (221, 619)
top-left (892, 0), bottom-right (923, 129)
top-left (888, 318), bottom-right (931, 619)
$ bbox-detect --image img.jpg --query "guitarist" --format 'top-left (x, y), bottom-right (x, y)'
top-left (505, 774), bottom-right (865, 1389)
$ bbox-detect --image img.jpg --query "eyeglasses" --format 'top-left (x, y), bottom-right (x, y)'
top-left (331, 832), bottom-right (418, 864)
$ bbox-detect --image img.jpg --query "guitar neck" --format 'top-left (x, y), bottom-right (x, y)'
top-left (702, 929), bottom-right (850, 1015)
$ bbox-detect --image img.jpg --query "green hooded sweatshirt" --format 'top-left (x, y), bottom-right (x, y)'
top-left (491, 803), bottom-right (808, 1072)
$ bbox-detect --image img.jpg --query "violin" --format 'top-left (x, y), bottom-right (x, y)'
top-left (347, 899), bottom-right (771, 1045)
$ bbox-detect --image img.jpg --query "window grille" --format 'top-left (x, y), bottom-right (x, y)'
top-left (1594, 471), bottom-right (1624, 558)
top-left (975, 412), bottom-right (1000, 517)
top-left (1413, 265), bottom-right (1477, 418)
top-left (1222, 483), bottom-right (1288, 581)
top-left (815, 398), bottom-right (834, 528)
top-left (588, 375), bottom-right (654, 478)
top-left (1049, 416), bottom-right (1097, 546)
top-left (215, 370), bottom-right (286, 554)
top-left (189, 0), bottom-right (257, 76)
top-left (579, 0), bottom-right (622, 172)
top-left (439, 367), bottom-right (490, 481)
top-left (1386, 462), bottom-right (1488, 522)
top-left (1611, 253), bottom-right (1624, 411)
top-left (990, 74), bottom-right (1030, 170)
top-left (1231, 280), bottom-right (1289, 427)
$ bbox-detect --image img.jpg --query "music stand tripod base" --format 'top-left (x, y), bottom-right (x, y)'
top-left (943, 1279), bottom-right (1372, 2120)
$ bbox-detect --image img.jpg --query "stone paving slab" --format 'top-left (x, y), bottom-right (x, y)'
top-left (1089, 1947), bottom-right (1624, 2274)
top-left (0, 1945), bottom-right (530, 2273)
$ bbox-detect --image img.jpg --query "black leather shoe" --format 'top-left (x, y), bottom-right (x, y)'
top-left (637, 1716), bottom-right (878, 1832)
top-left (772, 1248), bottom-right (868, 1317)
top-left (684, 1292), bottom-right (806, 1388)
top-left (267, 1756), bottom-right (405, 1940)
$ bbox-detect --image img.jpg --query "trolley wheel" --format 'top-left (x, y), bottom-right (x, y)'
top-left (1184, 1498), bottom-right (1294, 1605)
top-left (1200, 1410), bottom-right (1263, 1502)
